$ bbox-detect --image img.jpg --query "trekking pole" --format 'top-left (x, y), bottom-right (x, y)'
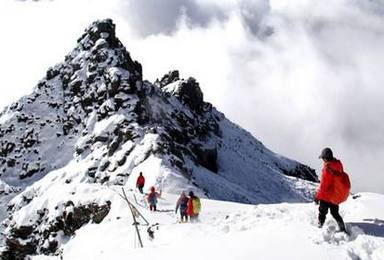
top-left (110, 187), bottom-right (150, 225)
top-left (122, 188), bottom-right (150, 225)
top-left (126, 198), bottom-right (150, 225)
top-left (122, 188), bottom-right (143, 248)
top-left (133, 193), bottom-right (139, 205)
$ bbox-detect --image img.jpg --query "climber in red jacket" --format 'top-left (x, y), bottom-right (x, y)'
top-left (315, 148), bottom-right (349, 233)
top-left (187, 191), bottom-right (201, 222)
top-left (136, 172), bottom-right (145, 194)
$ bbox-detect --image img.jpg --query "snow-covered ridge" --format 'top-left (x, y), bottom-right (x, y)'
top-left (0, 19), bottom-right (319, 258)
top-left (7, 191), bottom-right (384, 260)
top-left (58, 192), bottom-right (384, 260)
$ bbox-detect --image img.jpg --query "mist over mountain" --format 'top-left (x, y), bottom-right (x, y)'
top-left (2, 0), bottom-right (384, 194)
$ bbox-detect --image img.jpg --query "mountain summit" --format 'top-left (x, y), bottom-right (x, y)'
top-left (0, 19), bottom-right (318, 258)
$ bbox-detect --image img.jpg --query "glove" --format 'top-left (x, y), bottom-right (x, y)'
top-left (314, 198), bottom-right (319, 205)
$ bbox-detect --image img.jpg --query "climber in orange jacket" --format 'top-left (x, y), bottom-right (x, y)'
top-left (315, 148), bottom-right (350, 233)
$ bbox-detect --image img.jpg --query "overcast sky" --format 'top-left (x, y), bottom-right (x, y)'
top-left (1, 0), bottom-right (384, 193)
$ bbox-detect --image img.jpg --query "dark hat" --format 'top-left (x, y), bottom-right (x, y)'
top-left (189, 191), bottom-right (194, 197)
top-left (319, 147), bottom-right (333, 160)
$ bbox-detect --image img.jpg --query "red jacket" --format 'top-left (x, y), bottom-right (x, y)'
top-left (187, 197), bottom-right (194, 216)
top-left (136, 175), bottom-right (145, 187)
top-left (316, 159), bottom-right (344, 204)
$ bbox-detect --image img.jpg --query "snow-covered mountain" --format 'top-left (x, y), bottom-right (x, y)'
top-left (0, 19), bottom-right (320, 258)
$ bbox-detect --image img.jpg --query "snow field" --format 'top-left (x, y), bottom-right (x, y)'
top-left (30, 191), bottom-right (384, 260)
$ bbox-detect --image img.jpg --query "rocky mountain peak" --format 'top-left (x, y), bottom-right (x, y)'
top-left (64, 19), bottom-right (142, 82)
top-left (0, 18), bottom-right (317, 187)
top-left (0, 19), bottom-right (145, 184)
top-left (0, 19), bottom-right (319, 258)
top-left (77, 19), bottom-right (119, 50)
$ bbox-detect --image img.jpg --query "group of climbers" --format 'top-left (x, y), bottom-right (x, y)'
top-left (136, 173), bottom-right (161, 211)
top-left (136, 172), bottom-right (160, 211)
top-left (175, 191), bottom-right (201, 222)
top-left (134, 147), bottom-right (350, 233)
top-left (135, 172), bottom-right (201, 222)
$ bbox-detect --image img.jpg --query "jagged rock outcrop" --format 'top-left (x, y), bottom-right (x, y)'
top-left (155, 70), bottom-right (180, 87)
top-left (174, 77), bottom-right (204, 114)
top-left (2, 201), bottom-right (110, 259)
top-left (281, 164), bottom-right (317, 182)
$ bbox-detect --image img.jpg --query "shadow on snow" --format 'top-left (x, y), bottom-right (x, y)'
top-left (348, 218), bottom-right (384, 238)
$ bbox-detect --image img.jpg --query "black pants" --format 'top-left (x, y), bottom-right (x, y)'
top-left (180, 210), bottom-right (188, 222)
top-left (150, 204), bottom-right (157, 211)
top-left (318, 200), bottom-right (346, 231)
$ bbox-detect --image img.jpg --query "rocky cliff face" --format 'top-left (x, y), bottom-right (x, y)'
top-left (0, 19), bottom-right (142, 185)
top-left (0, 19), bottom-right (318, 258)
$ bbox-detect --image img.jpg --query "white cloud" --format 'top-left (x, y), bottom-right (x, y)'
top-left (1, 0), bottom-right (384, 193)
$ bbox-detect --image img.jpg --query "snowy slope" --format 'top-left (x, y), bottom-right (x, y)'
top-left (0, 19), bottom-right (321, 258)
top-left (25, 191), bottom-right (384, 260)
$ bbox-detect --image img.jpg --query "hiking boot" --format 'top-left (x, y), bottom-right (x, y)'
top-left (337, 221), bottom-right (347, 233)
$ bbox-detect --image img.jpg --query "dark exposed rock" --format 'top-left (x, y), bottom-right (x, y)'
top-left (75, 146), bottom-right (84, 155)
top-left (46, 66), bottom-right (61, 80)
top-left (93, 135), bottom-right (109, 143)
top-left (3, 237), bottom-right (37, 260)
top-left (192, 146), bottom-right (218, 173)
top-left (99, 160), bottom-right (110, 172)
top-left (20, 163), bottom-right (41, 180)
top-left (63, 121), bottom-right (74, 135)
top-left (175, 78), bottom-right (204, 114)
top-left (78, 19), bottom-right (119, 50)
top-left (69, 79), bottom-right (83, 95)
top-left (114, 93), bottom-right (130, 108)
top-left (76, 19), bottom-right (142, 80)
top-left (1, 201), bottom-right (111, 259)
top-left (281, 164), bottom-right (319, 182)
top-left (100, 176), bottom-right (110, 184)
top-left (168, 128), bottom-right (188, 145)
top-left (7, 158), bottom-right (16, 167)
top-left (108, 135), bottom-right (123, 156)
top-left (87, 166), bottom-right (98, 178)
top-left (117, 155), bottom-right (127, 166)
top-left (157, 70), bottom-right (180, 87)
top-left (1, 142), bottom-right (15, 157)
top-left (16, 113), bottom-right (29, 123)
top-left (133, 101), bottom-right (149, 125)
top-left (40, 240), bottom-right (58, 255)
top-left (61, 201), bottom-right (111, 234)
top-left (10, 225), bottom-right (34, 240)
